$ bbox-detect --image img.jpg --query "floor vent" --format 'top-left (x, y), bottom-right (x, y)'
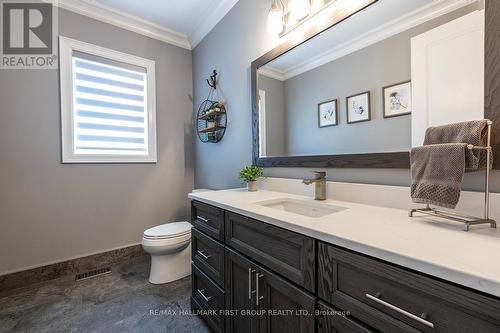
top-left (75, 267), bottom-right (112, 281)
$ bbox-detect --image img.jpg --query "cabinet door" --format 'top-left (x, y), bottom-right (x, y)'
top-left (317, 301), bottom-right (376, 333)
top-left (225, 248), bottom-right (259, 333)
top-left (257, 266), bottom-right (316, 333)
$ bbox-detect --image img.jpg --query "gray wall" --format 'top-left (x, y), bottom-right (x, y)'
top-left (193, 0), bottom-right (274, 189)
top-left (283, 30), bottom-right (411, 156)
top-left (0, 9), bottom-right (194, 274)
top-left (259, 75), bottom-right (287, 156)
top-left (193, 0), bottom-right (500, 193)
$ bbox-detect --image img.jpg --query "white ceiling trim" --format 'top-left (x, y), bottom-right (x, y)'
top-left (189, 0), bottom-right (240, 48)
top-left (56, 0), bottom-right (191, 49)
top-left (265, 0), bottom-right (478, 81)
top-left (259, 67), bottom-right (287, 81)
top-left (56, 0), bottom-right (240, 50)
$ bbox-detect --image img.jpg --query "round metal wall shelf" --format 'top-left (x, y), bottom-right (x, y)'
top-left (196, 70), bottom-right (227, 143)
top-left (196, 100), bottom-right (227, 143)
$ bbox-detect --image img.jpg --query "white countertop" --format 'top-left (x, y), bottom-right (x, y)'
top-left (189, 188), bottom-right (500, 298)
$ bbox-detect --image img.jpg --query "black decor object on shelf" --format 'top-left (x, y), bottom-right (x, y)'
top-left (196, 70), bottom-right (227, 143)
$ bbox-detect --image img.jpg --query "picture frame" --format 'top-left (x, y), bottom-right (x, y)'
top-left (318, 99), bottom-right (338, 128)
top-left (383, 80), bottom-right (412, 118)
top-left (346, 91), bottom-right (371, 124)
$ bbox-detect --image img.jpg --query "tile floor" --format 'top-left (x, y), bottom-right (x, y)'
top-left (0, 256), bottom-right (210, 333)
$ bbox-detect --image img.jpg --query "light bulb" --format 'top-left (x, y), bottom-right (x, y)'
top-left (311, 0), bottom-right (324, 13)
top-left (289, 0), bottom-right (310, 21)
top-left (267, 4), bottom-right (283, 36)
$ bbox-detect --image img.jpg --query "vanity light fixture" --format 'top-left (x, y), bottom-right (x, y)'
top-left (267, 0), bottom-right (337, 38)
top-left (267, 0), bottom-right (285, 35)
top-left (289, 0), bottom-right (310, 21)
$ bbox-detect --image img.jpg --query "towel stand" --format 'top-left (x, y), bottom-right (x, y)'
top-left (409, 120), bottom-right (497, 231)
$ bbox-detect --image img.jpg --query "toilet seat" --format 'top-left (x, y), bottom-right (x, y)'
top-left (143, 221), bottom-right (191, 240)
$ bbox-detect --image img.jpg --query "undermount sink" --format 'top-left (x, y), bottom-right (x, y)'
top-left (254, 198), bottom-right (347, 218)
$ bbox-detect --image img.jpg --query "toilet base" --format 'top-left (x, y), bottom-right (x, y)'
top-left (148, 243), bottom-right (191, 284)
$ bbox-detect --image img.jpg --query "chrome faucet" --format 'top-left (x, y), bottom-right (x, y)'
top-left (302, 171), bottom-right (326, 200)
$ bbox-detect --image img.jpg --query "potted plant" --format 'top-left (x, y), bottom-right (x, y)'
top-left (239, 165), bottom-right (263, 192)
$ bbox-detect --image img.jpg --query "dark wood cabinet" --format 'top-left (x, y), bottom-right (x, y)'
top-left (317, 301), bottom-right (377, 333)
top-left (192, 228), bottom-right (225, 287)
top-left (192, 200), bottom-right (225, 241)
top-left (225, 211), bottom-right (316, 293)
top-left (225, 248), bottom-right (260, 333)
top-left (191, 264), bottom-right (226, 333)
top-left (225, 247), bottom-right (316, 333)
top-left (318, 242), bottom-right (500, 333)
top-left (257, 266), bottom-right (316, 333)
top-left (192, 200), bottom-right (500, 333)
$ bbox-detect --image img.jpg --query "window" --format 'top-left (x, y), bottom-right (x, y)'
top-left (59, 36), bottom-right (156, 163)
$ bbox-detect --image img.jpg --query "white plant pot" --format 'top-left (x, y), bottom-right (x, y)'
top-left (247, 181), bottom-right (258, 192)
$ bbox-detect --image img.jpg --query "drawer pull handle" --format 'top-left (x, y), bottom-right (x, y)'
top-left (366, 293), bottom-right (434, 329)
top-left (248, 268), bottom-right (256, 299)
top-left (196, 215), bottom-right (210, 223)
top-left (198, 289), bottom-right (212, 303)
top-left (256, 273), bottom-right (264, 306)
top-left (197, 250), bottom-right (212, 260)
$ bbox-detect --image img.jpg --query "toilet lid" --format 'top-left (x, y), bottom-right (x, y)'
top-left (143, 222), bottom-right (191, 239)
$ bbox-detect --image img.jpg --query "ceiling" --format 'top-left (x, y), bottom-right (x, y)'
top-left (96, 0), bottom-right (222, 36)
top-left (61, 0), bottom-right (240, 49)
top-left (260, 0), bottom-right (478, 80)
top-left (60, 0), bottom-right (475, 53)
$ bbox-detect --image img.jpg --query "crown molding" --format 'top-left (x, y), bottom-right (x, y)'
top-left (56, 0), bottom-right (192, 50)
top-left (189, 0), bottom-right (240, 48)
top-left (56, 0), bottom-right (240, 50)
top-left (265, 0), bottom-right (479, 80)
top-left (259, 67), bottom-right (286, 81)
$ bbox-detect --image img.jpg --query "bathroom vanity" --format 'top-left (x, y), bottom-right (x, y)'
top-left (187, 2), bottom-right (500, 331)
top-left (189, 189), bottom-right (500, 333)
top-left (184, 0), bottom-right (500, 329)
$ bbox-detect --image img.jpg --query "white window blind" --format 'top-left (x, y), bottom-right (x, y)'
top-left (72, 53), bottom-right (148, 155)
top-left (60, 36), bottom-right (157, 163)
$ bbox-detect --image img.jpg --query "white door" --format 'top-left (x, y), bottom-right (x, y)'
top-left (258, 89), bottom-right (267, 157)
top-left (411, 10), bottom-right (484, 146)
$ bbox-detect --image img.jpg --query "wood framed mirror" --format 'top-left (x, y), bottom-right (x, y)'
top-left (251, 0), bottom-right (500, 169)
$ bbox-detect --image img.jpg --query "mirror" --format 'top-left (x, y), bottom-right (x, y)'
top-left (253, 0), bottom-right (485, 167)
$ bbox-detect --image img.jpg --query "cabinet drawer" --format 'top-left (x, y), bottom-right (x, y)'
top-left (191, 264), bottom-right (225, 333)
top-left (191, 201), bottom-right (224, 241)
top-left (192, 228), bottom-right (225, 287)
top-left (318, 243), bottom-right (500, 333)
top-left (225, 211), bottom-right (315, 292)
top-left (317, 301), bottom-right (377, 333)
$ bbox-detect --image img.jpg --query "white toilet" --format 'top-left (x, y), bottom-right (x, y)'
top-left (141, 221), bottom-right (192, 284)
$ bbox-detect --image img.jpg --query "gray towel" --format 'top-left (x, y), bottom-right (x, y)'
top-left (410, 120), bottom-right (490, 209)
top-left (411, 143), bottom-right (467, 209)
top-left (423, 120), bottom-right (490, 170)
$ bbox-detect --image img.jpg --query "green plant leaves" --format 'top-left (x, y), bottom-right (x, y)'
top-left (238, 165), bottom-right (263, 182)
